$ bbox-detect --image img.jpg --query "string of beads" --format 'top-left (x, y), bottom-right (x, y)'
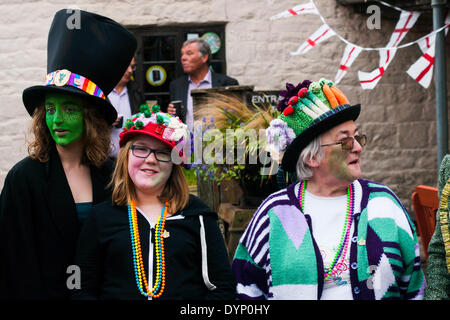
top-left (128, 200), bottom-right (168, 298)
top-left (299, 181), bottom-right (354, 281)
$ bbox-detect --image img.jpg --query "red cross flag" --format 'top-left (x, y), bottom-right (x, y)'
top-left (270, 1), bottom-right (318, 20)
top-left (335, 44), bottom-right (363, 84)
top-left (407, 13), bottom-right (449, 88)
top-left (358, 10), bottom-right (420, 89)
top-left (406, 44), bottom-right (435, 88)
top-left (291, 24), bottom-right (335, 55)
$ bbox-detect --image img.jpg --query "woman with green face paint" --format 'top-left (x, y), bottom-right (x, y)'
top-left (0, 9), bottom-right (137, 300)
top-left (45, 93), bottom-right (85, 147)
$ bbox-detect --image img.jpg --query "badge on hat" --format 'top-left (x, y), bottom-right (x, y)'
top-left (54, 69), bottom-right (71, 87)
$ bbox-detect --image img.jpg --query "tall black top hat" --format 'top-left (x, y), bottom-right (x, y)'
top-left (22, 9), bottom-right (137, 124)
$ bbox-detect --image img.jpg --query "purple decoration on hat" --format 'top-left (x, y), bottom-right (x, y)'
top-left (277, 80), bottom-right (312, 112)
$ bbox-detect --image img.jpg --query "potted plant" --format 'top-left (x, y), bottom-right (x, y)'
top-left (194, 93), bottom-right (280, 208)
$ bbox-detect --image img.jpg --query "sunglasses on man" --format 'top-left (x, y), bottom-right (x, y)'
top-left (320, 134), bottom-right (367, 151)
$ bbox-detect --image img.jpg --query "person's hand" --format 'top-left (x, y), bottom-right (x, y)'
top-left (167, 103), bottom-right (176, 115)
top-left (112, 115), bottom-right (123, 128)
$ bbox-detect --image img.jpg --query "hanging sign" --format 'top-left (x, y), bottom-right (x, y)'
top-left (146, 65), bottom-right (167, 86)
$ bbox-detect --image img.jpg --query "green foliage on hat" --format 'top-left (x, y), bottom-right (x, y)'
top-left (125, 119), bottom-right (134, 130)
top-left (143, 109), bottom-right (151, 118)
top-left (139, 104), bottom-right (149, 113)
top-left (152, 104), bottom-right (161, 113)
top-left (134, 120), bottom-right (144, 129)
top-left (156, 114), bottom-right (164, 124)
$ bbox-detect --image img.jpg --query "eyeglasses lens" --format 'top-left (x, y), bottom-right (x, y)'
top-left (341, 135), bottom-right (367, 150)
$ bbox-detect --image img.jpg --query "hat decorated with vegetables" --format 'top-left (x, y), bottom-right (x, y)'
top-left (119, 104), bottom-right (190, 161)
top-left (266, 78), bottom-right (360, 172)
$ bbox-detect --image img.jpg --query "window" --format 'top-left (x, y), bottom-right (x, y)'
top-left (128, 24), bottom-right (227, 110)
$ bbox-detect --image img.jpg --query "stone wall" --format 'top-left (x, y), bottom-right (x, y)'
top-left (0, 0), bottom-right (449, 217)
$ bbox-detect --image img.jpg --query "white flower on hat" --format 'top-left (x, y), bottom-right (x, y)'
top-left (135, 113), bottom-right (152, 127)
top-left (167, 116), bottom-right (189, 142)
top-left (265, 119), bottom-right (296, 163)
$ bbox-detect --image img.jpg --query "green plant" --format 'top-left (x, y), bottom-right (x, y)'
top-left (193, 93), bottom-right (280, 187)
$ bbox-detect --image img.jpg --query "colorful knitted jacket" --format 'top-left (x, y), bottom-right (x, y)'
top-left (424, 154), bottom-right (450, 299)
top-left (232, 179), bottom-right (425, 300)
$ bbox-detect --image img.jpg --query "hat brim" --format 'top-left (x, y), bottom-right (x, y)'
top-left (22, 85), bottom-right (117, 125)
top-left (119, 129), bottom-right (176, 150)
top-left (281, 104), bottom-right (361, 172)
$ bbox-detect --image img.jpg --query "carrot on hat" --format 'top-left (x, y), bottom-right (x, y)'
top-left (322, 83), bottom-right (339, 108)
top-left (330, 85), bottom-right (350, 105)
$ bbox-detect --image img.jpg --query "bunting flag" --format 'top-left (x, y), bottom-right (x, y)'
top-left (358, 10), bottom-right (420, 89)
top-left (291, 24), bottom-right (335, 55)
top-left (406, 12), bottom-right (449, 88)
top-left (335, 44), bottom-right (363, 84)
top-left (406, 44), bottom-right (435, 88)
top-left (274, 0), bottom-right (448, 89)
top-left (270, 1), bottom-right (318, 20)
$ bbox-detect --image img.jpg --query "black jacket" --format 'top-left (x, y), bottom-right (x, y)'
top-left (127, 79), bottom-right (146, 114)
top-left (72, 195), bottom-right (235, 300)
top-left (0, 147), bottom-right (113, 300)
top-left (169, 71), bottom-right (239, 123)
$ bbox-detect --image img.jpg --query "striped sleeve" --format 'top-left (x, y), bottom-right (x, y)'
top-left (232, 189), bottom-right (288, 300)
top-left (366, 181), bottom-right (425, 300)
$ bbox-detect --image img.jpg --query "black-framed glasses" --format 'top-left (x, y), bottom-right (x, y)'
top-left (130, 145), bottom-right (171, 162)
top-left (321, 134), bottom-right (367, 151)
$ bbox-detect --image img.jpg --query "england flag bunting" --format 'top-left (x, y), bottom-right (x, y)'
top-left (358, 10), bottom-right (420, 89)
top-left (406, 12), bottom-right (449, 88)
top-left (270, 1), bottom-right (318, 20)
top-left (335, 44), bottom-right (363, 84)
top-left (406, 44), bottom-right (435, 88)
top-left (291, 24), bottom-right (335, 56)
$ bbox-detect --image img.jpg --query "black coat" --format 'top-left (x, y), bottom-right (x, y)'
top-left (72, 195), bottom-right (236, 300)
top-left (0, 148), bottom-right (113, 300)
top-left (169, 71), bottom-right (239, 123)
top-left (127, 79), bottom-right (146, 114)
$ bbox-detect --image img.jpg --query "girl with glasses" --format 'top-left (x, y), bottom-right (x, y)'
top-left (72, 106), bottom-right (235, 300)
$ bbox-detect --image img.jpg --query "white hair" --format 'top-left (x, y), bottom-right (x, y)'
top-left (295, 135), bottom-right (324, 181)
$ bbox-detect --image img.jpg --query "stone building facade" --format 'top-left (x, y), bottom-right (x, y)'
top-left (0, 0), bottom-right (448, 216)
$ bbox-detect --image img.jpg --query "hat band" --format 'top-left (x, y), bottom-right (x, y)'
top-left (45, 69), bottom-right (106, 100)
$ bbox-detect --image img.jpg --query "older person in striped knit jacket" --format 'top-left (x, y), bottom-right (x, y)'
top-left (232, 79), bottom-right (425, 300)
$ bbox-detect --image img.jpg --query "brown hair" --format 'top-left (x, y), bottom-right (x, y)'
top-left (27, 99), bottom-right (111, 167)
top-left (110, 137), bottom-right (190, 214)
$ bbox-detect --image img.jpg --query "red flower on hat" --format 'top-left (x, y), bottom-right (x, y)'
top-left (283, 106), bottom-right (294, 116)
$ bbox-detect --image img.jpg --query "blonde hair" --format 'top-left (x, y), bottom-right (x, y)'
top-left (110, 137), bottom-right (190, 214)
top-left (27, 100), bottom-right (111, 167)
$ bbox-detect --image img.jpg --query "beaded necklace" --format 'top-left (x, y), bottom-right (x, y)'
top-left (299, 181), bottom-right (354, 281)
top-left (128, 200), bottom-right (168, 298)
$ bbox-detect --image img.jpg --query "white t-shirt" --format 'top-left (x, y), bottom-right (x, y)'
top-left (303, 190), bottom-right (354, 300)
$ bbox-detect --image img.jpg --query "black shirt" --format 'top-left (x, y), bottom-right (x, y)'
top-left (72, 195), bottom-right (235, 300)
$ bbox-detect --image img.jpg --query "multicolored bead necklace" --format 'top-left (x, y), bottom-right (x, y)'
top-left (299, 181), bottom-right (354, 281)
top-left (128, 200), bottom-right (168, 298)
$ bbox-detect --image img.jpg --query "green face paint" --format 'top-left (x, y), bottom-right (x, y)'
top-left (328, 147), bottom-right (352, 181)
top-left (45, 93), bottom-right (84, 146)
